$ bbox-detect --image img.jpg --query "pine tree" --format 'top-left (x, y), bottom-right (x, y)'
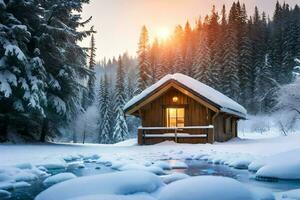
top-left (173, 47), bottom-right (185, 74)
top-left (149, 38), bottom-right (160, 84)
top-left (0, 0), bottom-right (47, 141)
top-left (194, 31), bottom-right (212, 85)
top-left (223, 2), bottom-right (240, 100)
top-left (115, 56), bottom-right (126, 108)
top-left (83, 34), bottom-right (97, 110)
top-left (112, 107), bottom-right (129, 143)
top-left (238, 4), bottom-right (253, 107)
top-left (97, 72), bottom-right (112, 143)
top-left (136, 26), bottom-right (150, 94)
top-left (38, 0), bottom-right (94, 142)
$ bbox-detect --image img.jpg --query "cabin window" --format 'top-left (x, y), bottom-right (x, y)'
top-left (166, 108), bottom-right (185, 127)
top-left (225, 117), bottom-right (232, 134)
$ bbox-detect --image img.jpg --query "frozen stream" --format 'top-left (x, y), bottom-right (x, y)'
top-left (8, 159), bottom-right (300, 200)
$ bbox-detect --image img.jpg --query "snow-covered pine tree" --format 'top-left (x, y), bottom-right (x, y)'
top-left (112, 56), bottom-right (129, 143)
top-left (114, 56), bottom-right (126, 107)
top-left (222, 2), bottom-right (240, 100)
top-left (173, 47), bottom-right (185, 74)
top-left (82, 34), bottom-right (97, 110)
top-left (0, 0), bottom-right (47, 141)
top-left (38, 0), bottom-right (94, 141)
top-left (249, 8), bottom-right (270, 113)
top-left (136, 26), bottom-right (150, 94)
top-left (183, 22), bottom-right (194, 76)
top-left (194, 30), bottom-right (212, 85)
top-left (211, 5), bottom-right (227, 92)
top-left (97, 72), bottom-right (112, 143)
top-left (238, 4), bottom-right (253, 108)
top-left (148, 38), bottom-right (160, 84)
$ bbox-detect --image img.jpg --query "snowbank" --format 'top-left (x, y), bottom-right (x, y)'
top-left (114, 139), bottom-right (137, 146)
top-left (255, 149), bottom-right (300, 180)
top-left (158, 176), bottom-right (255, 200)
top-left (35, 171), bottom-right (164, 200)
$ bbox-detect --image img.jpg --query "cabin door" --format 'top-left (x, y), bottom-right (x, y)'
top-left (166, 108), bottom-right (185, 127)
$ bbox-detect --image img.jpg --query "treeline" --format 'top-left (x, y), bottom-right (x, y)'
top-left (0, 0), bottom-right (94, 142)
top-left (136, 1), bottom-right (300, 114)
top-left (93, 54), bottom-right (137, 144)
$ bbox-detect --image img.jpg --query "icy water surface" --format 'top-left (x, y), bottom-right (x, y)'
top-left (8, 159), bottom-right (300, 200)
top-left (176, 160), bottom-right (300, 193)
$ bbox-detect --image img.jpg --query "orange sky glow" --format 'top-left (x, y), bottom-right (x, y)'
top-left (81, 0), bottom-right (299, 61)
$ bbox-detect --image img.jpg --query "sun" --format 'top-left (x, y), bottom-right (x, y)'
top-left (156, 27), bottom-right (171, 40)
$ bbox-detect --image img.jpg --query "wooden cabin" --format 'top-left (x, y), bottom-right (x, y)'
top-left (124, 73), bottom-right (247, 145)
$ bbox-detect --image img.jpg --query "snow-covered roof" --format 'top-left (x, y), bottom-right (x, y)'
top-left (124, 73), bottom-right (247, 118)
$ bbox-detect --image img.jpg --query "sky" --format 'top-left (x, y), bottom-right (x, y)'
top-left (81, 0), bottom-right (299, 61)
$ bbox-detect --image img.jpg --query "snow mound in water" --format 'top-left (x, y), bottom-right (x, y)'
top-left (153, 161), bottom-right (171, 170)
top-left (35, 171), bottom-right (164, 200)
top-left (43, 172), bottom-right (77, 187)
top-left (158, 176), bottom-right (255, 200)
top-left (119, 164), bottom-right (165, 175)
top-left (67, 194), bottom-right (157, 200)
top-left (160, 173), bottom-right (190, 184)
top-left (255, 149), bottom-right (300, 180)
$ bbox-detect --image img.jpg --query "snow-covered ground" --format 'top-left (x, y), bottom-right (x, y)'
top-left (1, 133), bottom-right (300, 200)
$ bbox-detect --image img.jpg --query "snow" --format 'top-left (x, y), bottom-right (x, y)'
top-left (160, 173), bottom-right (190, 184)
top-left (158, 176), bottom-right (255, 200)
top-left (0, 189), bottom-right (11, 199)
top-left (13, 181), bottom-right (31, 189)
top-left (35, 171), bottom-right (164, 200)
top-left (37, 158), bottom-right (67, 170)
top-left (43, 173), bottom-right (77, 187)
top-left (114, 139), bottom-right (137, 146)
top-left (4, 44), bottom-right (26, 61)
top-left (0, 0), bottom-right (6, 9)
top-left (255, 149), bottom-right (300, 180)
top-left (277, 189), bottom-right (300, 200)
top-left (153, 161), bottom-right (171, 170)
top-left (0, 70), bottom-right (17, 97)
top-left (124, 73), bottom-right (247, 118)
top-left (68, 194), bottom-right (157, 200)
top-left (119, 164), bottom-right (165, 175)
top-left (1, 130), bottom-right (300, 199)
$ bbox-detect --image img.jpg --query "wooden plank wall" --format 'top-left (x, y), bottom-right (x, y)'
top-left (141, 87), bottom-right (210, 127)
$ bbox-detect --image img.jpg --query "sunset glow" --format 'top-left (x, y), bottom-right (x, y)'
top-left (155, 27), bottom-right (171, 40)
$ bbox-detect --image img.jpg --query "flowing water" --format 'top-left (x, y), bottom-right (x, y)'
top-left (8, 159), bottom-right (300, 200)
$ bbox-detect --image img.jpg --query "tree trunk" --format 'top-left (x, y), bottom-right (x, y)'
top-left (40, 118), bottom-right (49, 142)
top-left (0, 115), bottom-right (9, 142)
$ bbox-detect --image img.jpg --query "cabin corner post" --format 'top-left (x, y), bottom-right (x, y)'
top-left (210, 111), bottom-right (219, 144)
top-left (138, 128), bottom-right (144, 145)
top-left (207, 128), bottom-right (214, 144)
